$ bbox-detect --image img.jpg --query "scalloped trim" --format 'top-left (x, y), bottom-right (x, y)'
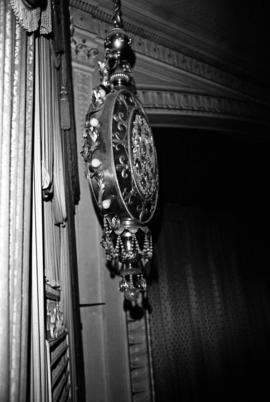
top-left (9, 0), bottom-right (52, 34)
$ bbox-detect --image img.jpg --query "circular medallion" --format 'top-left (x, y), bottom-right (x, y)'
top-left (83, 88), bottom-right (158, 224)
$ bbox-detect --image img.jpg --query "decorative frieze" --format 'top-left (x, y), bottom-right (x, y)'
top-left (69, 1), bottom-right (262, 101)
top-left (132, 38), bottom-right (259, 99)
top-left (138, 90), bottom-right (269, 123)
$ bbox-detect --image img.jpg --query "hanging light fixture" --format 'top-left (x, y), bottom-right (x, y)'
top-left (81, 0), bottom-right (158, 303)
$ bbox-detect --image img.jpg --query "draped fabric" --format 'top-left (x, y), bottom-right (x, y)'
top-left (40, 34), bottom-right (67, 287)
top-left (0, 3), bottom-right (34, 400)
top-left (149, 204), bottom-right (268, 402)
top-left (59, 222), bottom-right (78, 397)
top-left (50, 48), bottom-right (67, 226)
top-left (1, 2), bottom-right (81, 400)
top-left (38, 16), bottom-right (80, 400)
top-left (38, 20), bottom-right (79, 401)
top-left (9, 0), bottom-right (52, 34)
top-left (30, 35), bottom-right (46, 402)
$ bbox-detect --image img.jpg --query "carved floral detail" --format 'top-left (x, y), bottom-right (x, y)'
top-left (70, 29), bottom-right (99, 66)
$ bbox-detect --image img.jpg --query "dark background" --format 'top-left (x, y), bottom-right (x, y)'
top-left (150, 126), bottom-right (270, 401)
top-left (154, 127), bottom-right (270, 212)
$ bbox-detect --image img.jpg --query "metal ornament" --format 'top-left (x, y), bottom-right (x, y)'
top-left (81, 0), bottom-right (158, 303)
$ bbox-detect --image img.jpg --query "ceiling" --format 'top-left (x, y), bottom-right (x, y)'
top-left (93, 0), bottom-right (269, 84)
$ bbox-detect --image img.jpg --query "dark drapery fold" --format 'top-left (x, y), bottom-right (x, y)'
top-left (149, 204), bottom-right (269, 402)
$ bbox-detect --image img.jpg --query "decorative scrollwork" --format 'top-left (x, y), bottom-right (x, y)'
top-left (130, 112), bottom-right (157, 199)
top-left (113, 111), bottom-right (127, 132)
top-left (83, 87), bottom-right (158, 223)
top-left (111, 90), bottom-right (158, 223)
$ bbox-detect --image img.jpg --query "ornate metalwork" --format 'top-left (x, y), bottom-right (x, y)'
top-left (130, 112), bottom-right (157, 199)
top-left (113, 0), bottom-right (123, 28)
top-left (81, 0), bottom-right (158, 303)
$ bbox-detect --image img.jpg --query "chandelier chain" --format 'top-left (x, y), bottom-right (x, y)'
top-left (113, 0), bottom-right (123, 28)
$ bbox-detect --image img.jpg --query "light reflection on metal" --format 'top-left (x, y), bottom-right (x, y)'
top-left (81, 0), bottom-right (158, 304)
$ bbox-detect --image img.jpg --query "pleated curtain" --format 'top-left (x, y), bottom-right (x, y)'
top-left (149, 204), bottom-right (253, 402)
top-left (0, 1), bottom-right (80, 400)
top-left (41, 35), bottom-right (67, 288)
top-left (40, 32), bottom-right (78, 397)
top-left (30, 36), bottom-right (47, 402)
top-left (0, 2), bottom-right (35, 400)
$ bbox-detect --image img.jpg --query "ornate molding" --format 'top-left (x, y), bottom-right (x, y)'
top-left (132, 40), bottom-right (259, 100)
top-left (70, 26), bottom-right (99, 67)
top-left (138, 90), bottom-right (270, 124)
top-left (69, 10), bottom-right (270, 127)
top-left (69, 1), bottom-right (264, 101)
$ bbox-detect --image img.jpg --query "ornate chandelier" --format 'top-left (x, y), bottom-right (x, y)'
top-left (81, 0), bottom-right (158, 303)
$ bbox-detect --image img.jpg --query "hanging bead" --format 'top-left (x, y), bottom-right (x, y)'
top-left (123, 274), bottom-right (139, 303)
top-left (124, 287), bottom-right (139, 303)
top-left (119, 276), bottom-right (129, 292)
top-left (100, 217), bottom-right (153, 302)
top-left (115, 235), bottom-right (121, 257)
top-left (134, 235), bottom-right (141, 255)
top-left (136, 274), bottom-right (147, 291)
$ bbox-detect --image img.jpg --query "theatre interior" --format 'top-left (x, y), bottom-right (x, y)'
top-left (0, 0), bottom-right (270, 401)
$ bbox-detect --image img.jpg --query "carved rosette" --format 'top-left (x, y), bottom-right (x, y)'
top-left (82, 88), bottom-right (158, 225)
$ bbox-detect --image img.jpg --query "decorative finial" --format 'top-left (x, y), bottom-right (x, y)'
top-left (101, 0), bottom-right (135, 89)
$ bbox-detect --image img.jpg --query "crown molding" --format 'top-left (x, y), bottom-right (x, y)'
top-left (70, 3), bottom-right (270, 131)
top-left (69, 0), bottom-right (244, 70)
top-left (138, 90), bottom-right (269, 125)
top-left (69, 2), bottom-right (267, 104)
